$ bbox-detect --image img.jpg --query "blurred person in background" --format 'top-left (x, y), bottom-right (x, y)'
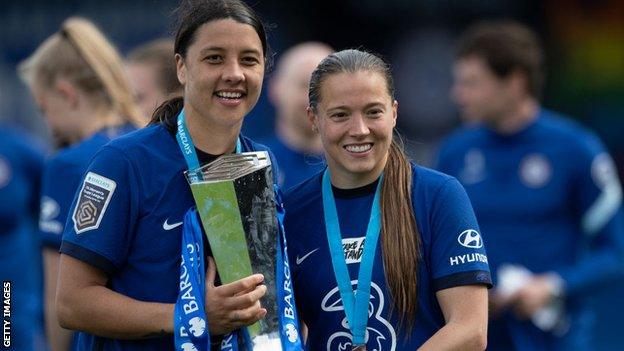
top-left (265, 42), bottom-right (333, 189)
top-left (19, 17), bottom-right (144, 351)
top-left (0, 125), bottom-right (46, 350)
top-left (436, 20), bottom-right (624, 350)
top-left (126, 39), bottom-right (183, 120)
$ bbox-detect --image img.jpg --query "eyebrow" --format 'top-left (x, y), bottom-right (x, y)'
top-left (199, 46), bottom-right (262, 56)
top-left (326, 102), bottom-right (385, 113)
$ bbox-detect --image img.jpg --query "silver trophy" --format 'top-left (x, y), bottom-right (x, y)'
top-left (185, 151), bottom-right (282, 350)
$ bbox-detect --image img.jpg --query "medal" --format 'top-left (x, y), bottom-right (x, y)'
top-left (322, 169), bottom-right (382, 349)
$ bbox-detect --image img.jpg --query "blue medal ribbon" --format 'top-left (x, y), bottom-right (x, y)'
top-left (322, 169), bottom-right (383, 347)
top-left (174, 108), bottom-right (302, 350)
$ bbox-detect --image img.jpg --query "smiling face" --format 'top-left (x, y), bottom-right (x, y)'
top-left (176, 18), bottom-right (265, 129)
top-left (309, 70), bottom-right (397, 188)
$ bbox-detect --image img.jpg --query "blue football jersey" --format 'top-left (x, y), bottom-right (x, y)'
top-left (60, 124), bottom-right (276, 351)
top-left (436, 108), bottom-right (624, 351)
top-left (284, 164), bottom-right (491, 350)
top-left (40, 124), bottom-right (135, 249)
top-left (0, 127), bottom-right (46, 351)
top-left (262, 136), bottom-right (324, 190)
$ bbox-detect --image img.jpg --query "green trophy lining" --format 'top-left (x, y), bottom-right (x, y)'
top-left (190, 180), bottom-right (261, 337)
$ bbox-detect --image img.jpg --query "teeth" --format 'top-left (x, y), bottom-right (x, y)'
top-left (345, 144), bottom-right (372, 153)
top-left (216, 91), bottom-right (243, 99)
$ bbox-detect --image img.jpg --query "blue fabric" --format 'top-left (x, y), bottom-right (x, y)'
top-left (60, 124), bottom-right (276, 351)
top-left (436, 108), bottom-right (624, 351)
top-left (39, 124), bottom-right (135, 249)
top-left (284, 164), bottom-right (491, 350)
top-left (0, 127), bottom-right (46, 351)
top-left (262, 136), bottom-right (324, 190)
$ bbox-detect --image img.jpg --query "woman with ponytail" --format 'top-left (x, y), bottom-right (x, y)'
top-left (20, 17), bottom-right (143, 351)
top-left (284, 49), bottom-right (491, 350)
top-left (53, 1), bottom-right (278, 350)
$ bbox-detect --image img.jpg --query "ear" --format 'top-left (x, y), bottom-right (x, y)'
top-left (391, 100), bottom-right (398, 128)
top-left (54, 79), bottom-right (78, 108)
top-left (175, 53), bottom-right (187, 86)
top-left (507, 69), bottom-right (528, 97)
top-left (267, 75), bottom-right (280, 107)
top-left (306, 106), bottom-right (318, 133)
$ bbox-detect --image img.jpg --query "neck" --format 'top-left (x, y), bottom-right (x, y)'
top-left (185, 106), bottom-right (240, 155)
top-left (277, 118), bottom-right (323, 154)
top-left (69, 109), bottom-right (122, 143)
top-left (491, 98), bottom-right (539, 135)
top-left (328, 154), bottom-right (387, 189)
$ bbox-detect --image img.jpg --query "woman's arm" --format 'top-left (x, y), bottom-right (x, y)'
top-left (418, 285), bottom-right (488, 351)
top-left (43, 249), bottom-right (73, 351)
top-left (56, 254), bottom-right (175, 339)
top-left (56, 254), bottom-right (267, 339)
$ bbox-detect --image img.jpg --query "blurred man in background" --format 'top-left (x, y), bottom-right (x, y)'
top-left (126, 39), bottom-right (183, 120)
top-left (436, 20), bottom-right (624, 350)
top-left (266, 42), bottom-right (333, 189)
top-left (0, 125), bottom-right (46, 350)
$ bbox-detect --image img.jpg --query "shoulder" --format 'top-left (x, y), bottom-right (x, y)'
top-left (536, 109), bottom-right (602, 149)
top-left (412, 163), bottom-right (459, 194)
top-left (240, 134), bottom-right (272, 153)
top-left (284, 171), bottom-right (323, 213)
top-left (103, 124), bottom-right (176, 161)
top-left (0, 127), bottom-right (46, 163)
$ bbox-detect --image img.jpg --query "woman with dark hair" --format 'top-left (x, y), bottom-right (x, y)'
top-left (56, 1), bottom-right (277, 349)
top-left (284, 49), bottom-right (491, 350)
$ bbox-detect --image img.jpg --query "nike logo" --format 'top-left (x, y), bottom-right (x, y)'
top-left (163, 219), bottom-right (183, 231)
top-left (296, 248), bottom-right (320, 265)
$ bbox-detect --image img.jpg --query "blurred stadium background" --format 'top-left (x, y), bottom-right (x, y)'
top-left (1, 0), bottom-right (623, 349)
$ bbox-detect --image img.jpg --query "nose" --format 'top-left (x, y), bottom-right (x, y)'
top-left (222, 60), bottom-right (245, 84)
top-left (348, 113), bottom-right (370, 137)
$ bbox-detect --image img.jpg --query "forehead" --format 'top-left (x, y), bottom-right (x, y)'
top-left (279, 49), bottom-right (331, 81)
top-left (319, 70), bottom-right (390, 104)
top-left (188, 18), bottom-right (263, 55)
top-left (454, 55), bottom-right (497, 78)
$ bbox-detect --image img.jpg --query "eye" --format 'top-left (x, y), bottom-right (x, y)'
top-left (330, 112), bottom-right (349, 120)
top-left (241, 56), bottom-right (260, 66)
top-left (367, 109), bottom-right (383, 118)
top-left (203, 54), bottom-right (223, 64)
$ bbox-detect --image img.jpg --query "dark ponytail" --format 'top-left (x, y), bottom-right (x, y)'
top-left (149, 96), bottom-right (184, 132)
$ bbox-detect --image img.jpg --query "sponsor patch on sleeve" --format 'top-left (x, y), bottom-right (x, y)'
top-left (72, 172), bottom-right (116, 234)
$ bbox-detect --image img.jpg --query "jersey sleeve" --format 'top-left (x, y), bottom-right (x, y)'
top-left (428, 178), bottom-right (492, 291)
top-left (39, 157), bottom-right (83, 249)
top-left (60, 145), bottom-right (141, 274)
top-left (554, 134), bottom-right (624, 296)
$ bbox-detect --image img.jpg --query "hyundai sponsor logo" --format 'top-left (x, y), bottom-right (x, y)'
top-left (458, 229), bottom-right (483, 249)
top-left (450, 253), bottom-right (489, 266)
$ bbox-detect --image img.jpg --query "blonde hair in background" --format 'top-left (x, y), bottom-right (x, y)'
top-left (19, 17), bottom-right (144, 127)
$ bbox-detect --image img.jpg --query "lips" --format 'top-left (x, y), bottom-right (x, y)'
top-left (344, 143), bottom-right (373, 153)
top-left (215, 91), bottom-right (244, 99)
top-left (213, 90), bottom-right (246, 106)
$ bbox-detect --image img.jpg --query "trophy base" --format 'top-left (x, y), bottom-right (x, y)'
top-left (252, 332), bottom-right (282, 350)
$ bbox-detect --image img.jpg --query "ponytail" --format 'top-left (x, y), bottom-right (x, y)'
top-left (149, 96), bottom-right (184, 132)
top-left (380, 136), bottom-right (420, 331)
